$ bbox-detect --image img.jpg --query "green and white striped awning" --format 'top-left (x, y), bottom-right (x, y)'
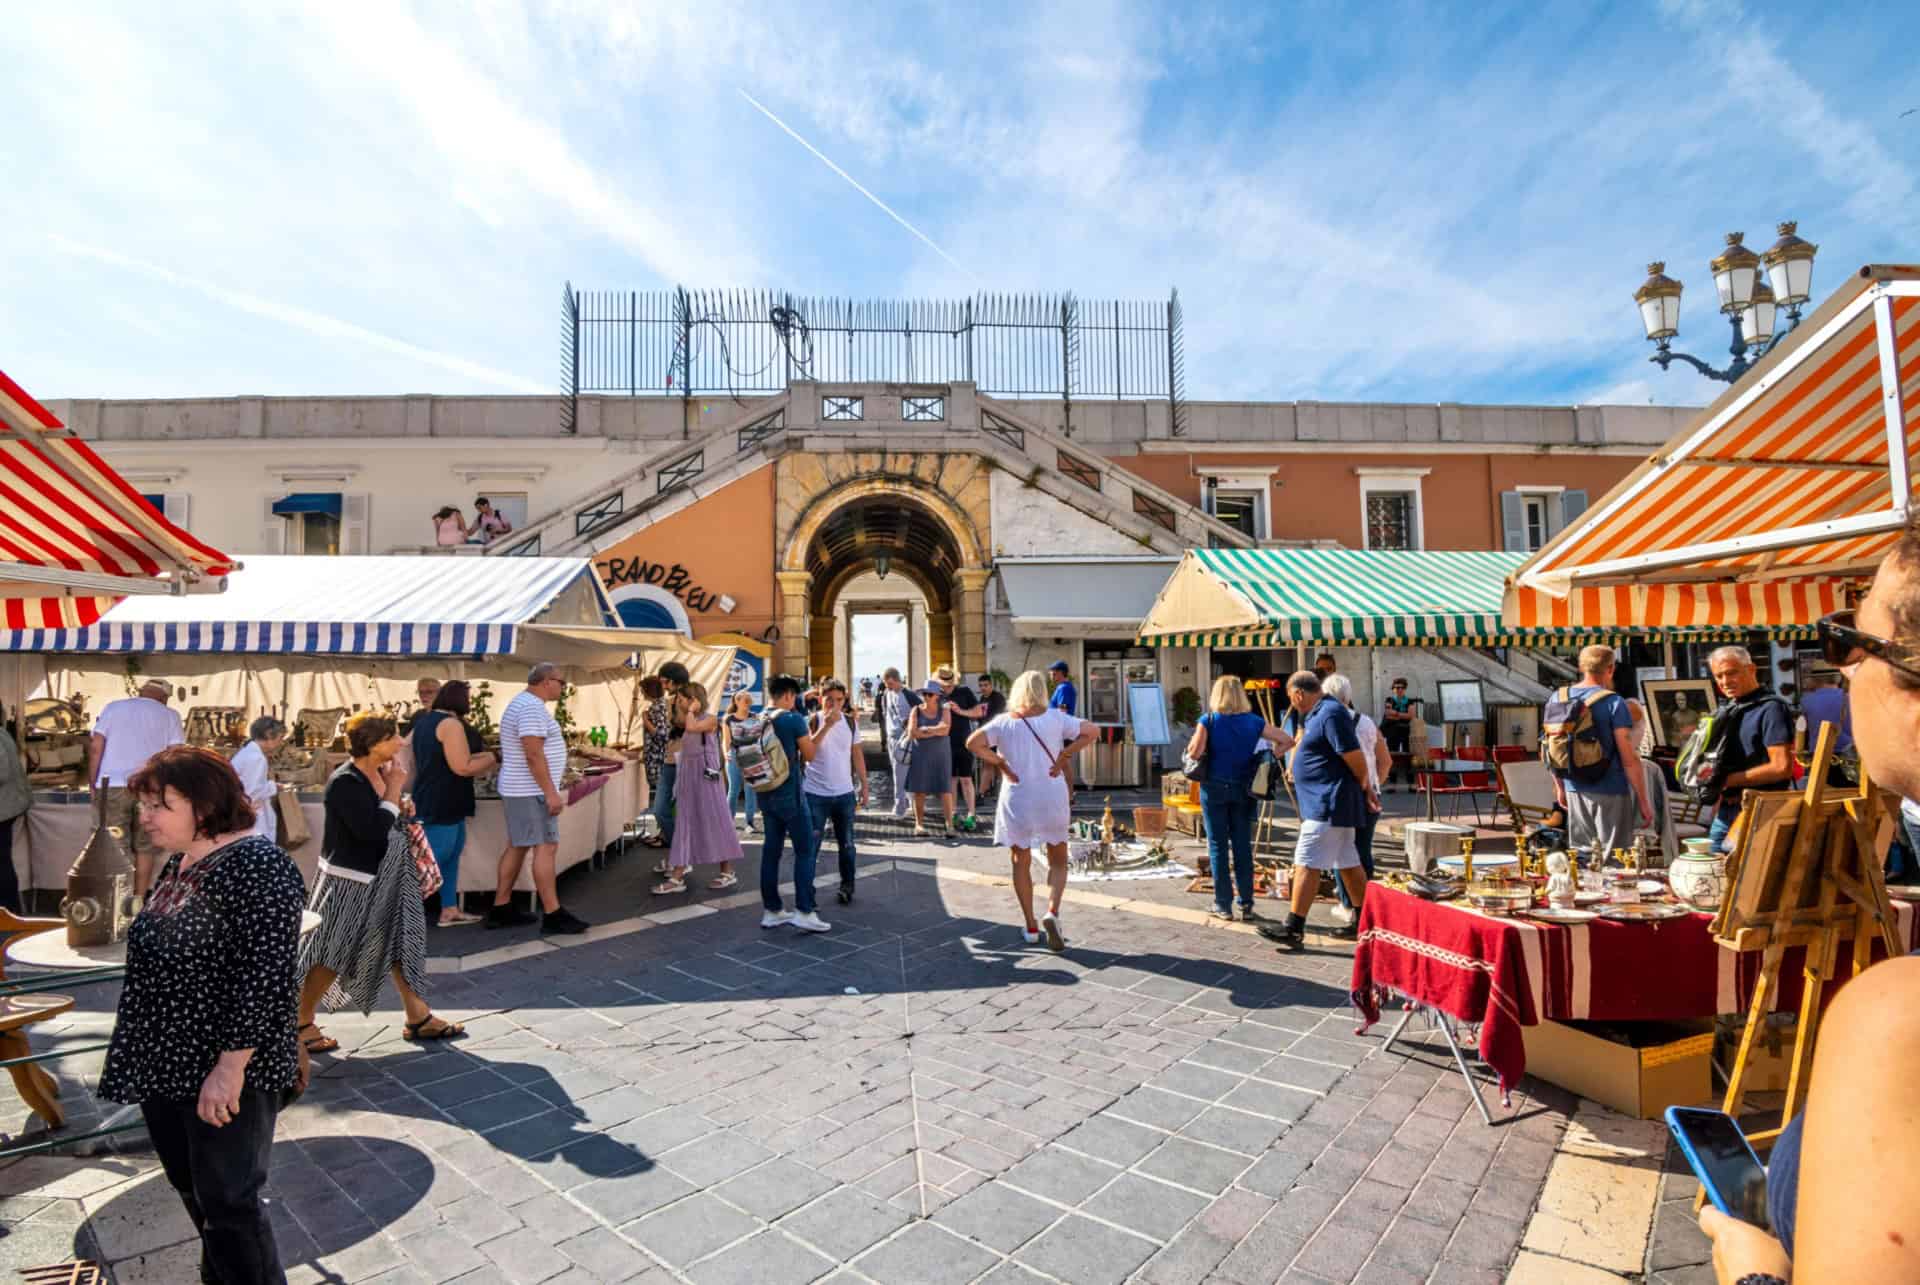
top-left (1136, 548), bottom-right (1616, 648)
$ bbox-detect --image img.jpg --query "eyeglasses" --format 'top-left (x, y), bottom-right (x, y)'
top-left (1817, 610), bottom-right (1920, 682)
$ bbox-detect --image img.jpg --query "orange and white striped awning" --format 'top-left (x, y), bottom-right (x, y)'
top-left (1505, 264), bottom-right (1920, 632)
top-left (0, 368), bottom-right (238, 629)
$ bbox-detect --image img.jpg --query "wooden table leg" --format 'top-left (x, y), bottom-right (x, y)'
top-left (1, 1030), bottom-right (65, 1129)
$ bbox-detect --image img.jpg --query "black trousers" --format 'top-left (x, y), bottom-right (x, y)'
top-left (0, 815), bottom-right (20, 914)
top-left (1381, 721), bottom-right (1412, 783)
top-left (142, 1090), bottom-right (286, 1285)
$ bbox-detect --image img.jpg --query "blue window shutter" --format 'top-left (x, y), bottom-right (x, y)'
top-left (1499, 491), bottom-right (1527, 551)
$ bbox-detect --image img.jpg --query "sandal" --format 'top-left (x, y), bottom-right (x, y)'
top-left (651, 860), bottom-right (672, 875)
top-left (438, 909), bottom-right (483, 927)
top-left (707, 872), bottom-right (739, 890)
top-left (404, 1014), bottom-right (466, 1041)
top-left (653, 877), bottom-right (688, 895)
top-left (299, 1022), bottom-right (340, 1054)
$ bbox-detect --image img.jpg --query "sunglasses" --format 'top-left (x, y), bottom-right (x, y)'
top-left (1817, 610), bottom-right (1920, 682)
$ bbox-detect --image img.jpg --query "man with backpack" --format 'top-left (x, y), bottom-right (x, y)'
top-left (1544, 645), bottom-right (1653, 860)
top-left (1701, 645), bottom-right (1794, 853)
top-left (747, 673), bottom-right (832, 932)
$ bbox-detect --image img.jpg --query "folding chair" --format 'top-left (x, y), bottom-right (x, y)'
top-left (1417, 768), bottom-right (1493, 827)
top-left (1496, 759), bottom-right (1560, 837)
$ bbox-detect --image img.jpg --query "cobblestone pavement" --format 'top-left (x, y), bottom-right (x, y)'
top-left (3, 850), bottom-right (1577, 1284)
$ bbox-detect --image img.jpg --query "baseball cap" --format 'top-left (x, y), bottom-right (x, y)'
top-left (1048, 660), bottom-right (1069, 673)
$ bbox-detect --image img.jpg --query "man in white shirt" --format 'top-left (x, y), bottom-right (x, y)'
top-left (487, 662), bottom-right (588, 934)
top-left (87, 679), bottom-right (185, 893)
top-left (804, 678), bottom-right (869, 906)
top-left (229, 716), bottom-right (290, 843)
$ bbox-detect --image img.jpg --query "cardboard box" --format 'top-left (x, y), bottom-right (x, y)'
top-left (1714, 1013), bottom-right (1797, 1093)
top-left (1522, 1019), bottom-right (1714, 1119)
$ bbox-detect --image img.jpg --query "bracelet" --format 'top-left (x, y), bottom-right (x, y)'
top-left (1734, 1275), bottom-right (1787, 1285)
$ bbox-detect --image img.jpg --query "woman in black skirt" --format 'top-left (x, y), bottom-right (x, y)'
top-left (297, 712), bottom-right (462, 1054)
top-left (101, 746), bottom-right (305, 1284)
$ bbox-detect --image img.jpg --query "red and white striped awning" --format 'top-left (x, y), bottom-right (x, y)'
top-left (0, 368), bottom-right (238, 628)
top-left (1505, 265), bottom-right (1920, 632)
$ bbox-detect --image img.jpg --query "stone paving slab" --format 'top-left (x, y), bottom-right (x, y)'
top-left (3, 838), bottom-right (1598, 1284)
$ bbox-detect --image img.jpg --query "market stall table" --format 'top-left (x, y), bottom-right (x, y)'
top-left (2, 911), bottom-right (322, 1157)
top-left (1350, 885), bottom-right (1919, 1115)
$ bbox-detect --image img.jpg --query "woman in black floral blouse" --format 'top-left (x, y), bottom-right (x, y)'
top-left (101, 745), bottom-right (305, 1285)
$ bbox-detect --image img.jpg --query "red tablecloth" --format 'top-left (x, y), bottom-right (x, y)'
top-left (1351, 885), bottom-right (1918, 1094)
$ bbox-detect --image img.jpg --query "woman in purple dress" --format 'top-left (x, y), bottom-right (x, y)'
top-left (655, 683), bottom-right (740, 894)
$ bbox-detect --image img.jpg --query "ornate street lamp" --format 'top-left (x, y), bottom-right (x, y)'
top-left (1635, 222), bottom-right (1817, 384)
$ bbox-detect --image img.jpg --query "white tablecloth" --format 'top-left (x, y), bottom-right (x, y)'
top-left (16, 760), bottom-right (647, 897)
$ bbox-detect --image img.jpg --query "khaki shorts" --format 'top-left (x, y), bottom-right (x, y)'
top-left (100, 786), bottom-right (158, 858)
top-left (504, 794), bottom-right (561, 847)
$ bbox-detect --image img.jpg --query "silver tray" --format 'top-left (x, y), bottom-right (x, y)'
top-left (1597, 902), bottom-right (1692, 921)
top-left (1523, 906), bottom-right (1599, 924)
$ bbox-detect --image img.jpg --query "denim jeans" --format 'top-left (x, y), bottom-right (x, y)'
top-left (1199, 783), bottom-right (1255, 912)
top-left (1708, 808), bottom-right (1734, 854)
top-left (760, 788), bottom-right (818, 915)
top-left (1887, 813), bottom-right (1920, 884)
top-left (142, 1089), bottom-right (286, 1284)
top-left (654, 762), bottom-right (678, 846)
top-left (1338, 809), bottom-right (1379, 910)
top-left (807, 790), bottom-right (859, 890)
top-left (726, 759), bottom-right (759, 826)
top-left (419, 820), bottom-right (466, 915)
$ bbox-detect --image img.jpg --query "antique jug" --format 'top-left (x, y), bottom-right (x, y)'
top-left (1670, 849), bottom-right (1728, 911)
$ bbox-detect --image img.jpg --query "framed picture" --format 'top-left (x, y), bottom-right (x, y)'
top-left (1643, 678), bottom-right (1717, 748)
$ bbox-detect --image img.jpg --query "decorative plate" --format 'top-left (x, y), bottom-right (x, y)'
top-left (1522, 906), bottom-right (1599, 923)
top-left (1636, 880), bottom-right (1667, 895)
top-left (1597, 902), bottom-right (1692, 921)
top-left (1436, 853), bottom-right (1519, 869)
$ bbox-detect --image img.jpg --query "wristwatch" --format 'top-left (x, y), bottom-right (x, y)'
top-left (1734, 1275), bottom-right (1787, 1285)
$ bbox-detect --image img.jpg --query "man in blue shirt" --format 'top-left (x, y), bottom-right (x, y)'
top-left (758, 674), bottom-right (832, 933)
top-left (1262, 671), bottom-right (1373, 949)
top-left (1703, 646), bottom-right (1794, 853)
top-left (1047, 660), bottom-right (1077, 716)
top-left (1799, 671), bottom-right (1851, 755)
top-left (1553, 645), bottom-right (1654, 861)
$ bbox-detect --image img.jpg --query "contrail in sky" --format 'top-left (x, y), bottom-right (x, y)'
top-left (737, 88), bottom-right (973, 280)
top-left (49, 235), bottom-right (550, 394)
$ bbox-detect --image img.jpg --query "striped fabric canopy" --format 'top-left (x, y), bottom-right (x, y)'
top-left (1506, 266), bottom-right (1920, 632)
top-left (0, 367), bottom-right (237, 627)
top-left (1137, 547), bottom-right (1610, 647)
top-left (0, 555), bottom-right (617, 658)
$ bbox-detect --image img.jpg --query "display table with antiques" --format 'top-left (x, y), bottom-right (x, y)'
top-left (1350, 876), bottom-right (1919, 1116)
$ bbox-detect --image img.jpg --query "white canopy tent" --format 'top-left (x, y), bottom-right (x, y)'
top-left (2, 556), bottom-right (734, 743)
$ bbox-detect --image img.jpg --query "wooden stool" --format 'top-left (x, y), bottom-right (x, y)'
top-left (1, 912), bottom-right (76, 1131)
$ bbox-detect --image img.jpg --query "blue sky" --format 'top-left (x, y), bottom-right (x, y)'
top-left (6, 1), bottom-right (1918, 409)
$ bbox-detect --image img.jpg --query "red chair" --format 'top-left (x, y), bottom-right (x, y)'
top-left (1417, 768), bottom-right (1494, 826)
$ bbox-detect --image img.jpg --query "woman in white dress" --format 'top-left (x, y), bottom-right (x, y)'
top-left (966, 670), bottom-right (1099, 950)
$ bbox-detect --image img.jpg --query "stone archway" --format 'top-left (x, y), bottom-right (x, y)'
top-left (773, 453), bottom-right (993, 679)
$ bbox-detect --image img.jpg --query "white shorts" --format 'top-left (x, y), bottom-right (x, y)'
top-left (1295, 819), bottom-right (1361, 871)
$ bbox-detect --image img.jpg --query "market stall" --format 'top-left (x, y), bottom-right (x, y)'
top-left (3, 555), bottom-right (733, 898)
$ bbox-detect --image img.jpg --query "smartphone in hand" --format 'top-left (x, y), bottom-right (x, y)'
top-left (1665, 1106), bottom-right (1770, 1229)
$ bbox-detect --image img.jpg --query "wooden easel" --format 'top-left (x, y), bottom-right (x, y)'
top-left (1694, 723), bottom-right (1902, 1207)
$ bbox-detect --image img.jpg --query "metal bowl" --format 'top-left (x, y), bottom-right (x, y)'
top-left (1466, 879), bottom-right (1536, 915)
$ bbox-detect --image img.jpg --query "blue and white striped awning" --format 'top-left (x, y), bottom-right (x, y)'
top-left (0, 555), bottom-right (615, 658)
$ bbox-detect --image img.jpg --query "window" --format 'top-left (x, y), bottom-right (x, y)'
top-left (473, 491), bottom-right (528, 538)
top-left (264, 493), bottom-right (366, 555)
top-left (139, 493), bottom-right (191, 529)
top-left (1357, 469), bottom-right (1429, 550)
top-left (1202, 469), bottom-right (1274, 541)
top-left (1500, 488), bottom-right (1589, 552)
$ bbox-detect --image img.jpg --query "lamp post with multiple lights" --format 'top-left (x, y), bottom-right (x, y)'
top-left (1634, 222), bottom-right (1819, 384)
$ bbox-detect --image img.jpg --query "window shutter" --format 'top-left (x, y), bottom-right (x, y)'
top-left (1557, 490), bottom-right (1589, 534)
top-left (162, 493), bottom-right (191, 530)
top-left (260, 496), bottom-right (287, 554)
top-left (342, 493), bottom-right (371, 554)
top-left (1499, 491), bottom-right (1527, 551)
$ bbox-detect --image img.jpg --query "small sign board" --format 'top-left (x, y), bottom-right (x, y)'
top-left (1436, 679), bottom-right (1487, 726)
top-left (1127, 682), bottom-right (1171, 746)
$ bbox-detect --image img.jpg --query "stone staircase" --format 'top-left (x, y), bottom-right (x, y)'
top-left (488, 382), bottom-right (1251, 559)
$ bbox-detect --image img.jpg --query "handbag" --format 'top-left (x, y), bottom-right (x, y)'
top-left (1249, 749), bottom-right (1280, 800)
top-left (1181, 714), bottom-right (1212, 783)
top-left (406, 821), bottom-right (443, 898)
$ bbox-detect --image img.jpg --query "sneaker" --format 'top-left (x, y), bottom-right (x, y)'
top-left (837, 885), bottom-right (854, 905)
top-left (761, 909), bottom-right (795, 929)
top-left (1329, 904), bottom-right (1356, 926)
top-left (541, 908), bottom-right (590, 935)
top-left (1040, 912), bottom-right (1065, 952)
top-left (792, 911), bottom-right (832, 933)
top-left (1021, 928), bottom-right (1042, 945)
top-left (1207, 907), bottom-right (1234, 922)
top-left (484, 905), bottom-right (538, 930)
top-left (1238, 905), bottom-right (1260, 922)
top-left (1258, 918), bottom-right (1304, 950)
top-left (1329, 920), bottom-right (1359, 941)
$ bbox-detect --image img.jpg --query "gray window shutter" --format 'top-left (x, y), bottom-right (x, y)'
top-left (1500, 491), bottom-right (1527, 551)
top-left (1557, 490), bottom-right (1589, 534)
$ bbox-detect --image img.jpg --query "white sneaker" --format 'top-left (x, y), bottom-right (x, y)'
top-left (1021, 928), bottom-right (1041, 945)
top-left (792, 911), bottom-right (832, 933)
top-left (1329, 904), bottom-right (1356, 926)
top-left (761, 910), bottom-right (795, 929)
